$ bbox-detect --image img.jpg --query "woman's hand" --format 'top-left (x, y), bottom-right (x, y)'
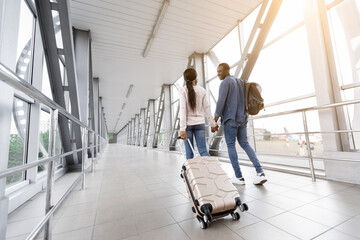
top-left (180, 131), bottom-right (187, 140)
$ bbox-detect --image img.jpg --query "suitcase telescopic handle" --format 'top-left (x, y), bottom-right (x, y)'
top-left (177, 136), bottom-right (197, 158)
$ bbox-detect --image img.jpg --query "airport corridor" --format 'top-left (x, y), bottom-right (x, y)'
top-left (6, 144), bottom-right (360, 240)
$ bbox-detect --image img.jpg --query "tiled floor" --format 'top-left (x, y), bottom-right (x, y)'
top-left (6, 144), bottom-right (360, 240)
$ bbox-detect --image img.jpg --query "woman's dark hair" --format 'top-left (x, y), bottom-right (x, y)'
top-left (183, 68), bottom-right (197, 111)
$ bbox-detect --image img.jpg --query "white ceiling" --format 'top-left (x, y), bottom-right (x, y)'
top-left (69, 0), bottom-right (262, 134)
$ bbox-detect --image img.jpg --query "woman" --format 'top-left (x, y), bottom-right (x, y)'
top-left (179, 68), bottom-right (218, 159)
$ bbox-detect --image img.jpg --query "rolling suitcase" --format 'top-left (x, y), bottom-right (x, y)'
top-left (178, 137), bottom-right (248, 229)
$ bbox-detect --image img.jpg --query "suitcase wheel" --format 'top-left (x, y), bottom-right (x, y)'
top-left (191, 207), bottom-right (196, 213)
top-left (199, 218), bottom-right (208, 229)
top-left (239, 203), bottom-right (249, 212)
top-left (231, 212), bottom-right (240, 221)
top-left (180, 174), bottom-right (183, 179)
top-left (204, 214), bottom-right (212, 223)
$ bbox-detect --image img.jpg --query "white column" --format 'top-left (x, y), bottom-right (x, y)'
top-left (140, 108), bottom-right (146, 147)
top-left (148, 100), bottom-right (156, 147)
top-left (303, 0), bottom-right (346, 151)
top-left (162, 85), bottom-right (172, 148)
top-left (131, 118), bottom-right (135, 145)
top-left (135, 114), bottom-right (140, 146)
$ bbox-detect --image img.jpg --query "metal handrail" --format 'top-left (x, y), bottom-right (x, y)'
top-left (0, 61), bottom-right (107, 240)
top-left (252, 98), bottom-right (360, 120)
top-left (0, 144), bottom-right (100, 180)
top-left (0, 64), bottom-right (95, 133)
top-left (25, 167), bottom-right (87, 240)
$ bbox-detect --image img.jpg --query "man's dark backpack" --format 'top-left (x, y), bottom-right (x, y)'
top-left (244, 81), bottom-right (264, 115)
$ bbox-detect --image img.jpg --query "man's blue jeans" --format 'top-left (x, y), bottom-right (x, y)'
top-left (223, 121), bottom-right (263, 178)
top-left (184, 124), bottom-right (209, 159)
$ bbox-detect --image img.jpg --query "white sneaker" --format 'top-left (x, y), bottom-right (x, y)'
top-left (231, 177), bottom-right (245, 185)
top-left (253, 173), bottom-right (267, 185)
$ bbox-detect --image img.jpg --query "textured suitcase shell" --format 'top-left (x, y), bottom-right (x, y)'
top-left (182, 156), bottom-right (240, 216)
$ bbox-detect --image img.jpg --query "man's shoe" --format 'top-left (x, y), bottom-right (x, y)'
top-left (231, 177), bottom-right (245, 185)
top-left (253, 173), bottom-right (267, 185)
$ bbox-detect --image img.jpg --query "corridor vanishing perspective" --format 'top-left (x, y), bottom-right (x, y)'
top-left (6, 145), bottom-right (360, 240)
top-left (1, 0), bottom-right (360, 239)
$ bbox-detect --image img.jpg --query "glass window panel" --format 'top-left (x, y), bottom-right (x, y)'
top-left (52, 10), bottom-right (63, 49)
top-left (15, 1), bottom-right (35, 82)
top-left (261, 97), bottom-right (317, 115)
top-left (0, 1), bottom-right (35, 80)
top-left (327, 0), bottom-right (360, 86)
top-left (211, 27), bottom-right (241, 66)
top-left (41, 56), bottom-right (53, 100)
top-left (206, 55), bottom-right (218, 79)
top-left (265, 0), bottom-right (304, 43)
top-left (38, 109), bottom-right (50, 173)
top-left (241, 5), bottom-right (260, 46)
top-left (172, 101), bottom-right (179, 125)
top-left (172, 75), bottom-right (184, 103)
top-left (343, 87), bottom-right (360, 150)
top-left (253, 112), bottom-right (306, 157)
top-left (208, 79), bottom-right (221, 102)
top-left (7, 98), bottom-right (29, 186)
top-left (254, 112), bottom-right (304, 136)
top-left (250, 26), bottom-right (315, 103)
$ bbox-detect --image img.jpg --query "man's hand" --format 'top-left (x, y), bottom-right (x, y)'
top-left (211, 125), bottom-right (219, 132)
top-left (180, 131), bottom-right (187, 140)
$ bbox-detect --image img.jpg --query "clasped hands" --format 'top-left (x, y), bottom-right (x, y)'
top-left (211, 125), bottom-right (219, 133)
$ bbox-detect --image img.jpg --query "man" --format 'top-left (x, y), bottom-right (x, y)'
top-left (214, 63), bottom-right (267, 185)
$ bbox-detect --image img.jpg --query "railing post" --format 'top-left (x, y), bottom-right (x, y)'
top-left (44, 109), bottom-right (58, 240)
top-left (96, 135), bottom-right (99, 164)
top-left (91, 131), bottom-right (95, 172)
top-left (302, 111), bottom-right (316, 181)
top-left (81, 128), bottom-right (87, 190)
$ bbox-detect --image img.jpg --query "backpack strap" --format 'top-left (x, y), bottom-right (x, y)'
top-left (243, 80), bottom-right (249, 114)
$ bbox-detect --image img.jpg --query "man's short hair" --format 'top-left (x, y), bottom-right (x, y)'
top-left (218, 63), bottom-right (230, 71)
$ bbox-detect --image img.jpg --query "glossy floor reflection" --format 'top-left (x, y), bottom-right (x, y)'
top-left (6, 144), bottom-right (360, 240)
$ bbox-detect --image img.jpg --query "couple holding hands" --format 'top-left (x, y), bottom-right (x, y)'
top-left (179, 63), bottom-right (267, 185)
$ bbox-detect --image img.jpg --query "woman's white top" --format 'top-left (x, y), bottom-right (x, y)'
top-left (179, 85), bottom-right (217, 131)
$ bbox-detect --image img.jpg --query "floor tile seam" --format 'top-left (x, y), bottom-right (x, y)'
top-left (259, 218), bottom-right (306, 240)
top-left (326, 190), bottom-right (360, 204)
top-left (327, 215), bottom-right (360, 238)
top-left (241, 186), bottom-right (300, 200)
top-left (93, 207), bottom-right (176, 227)
top-left (277, 191), bottom-right (323, 203)
top-left (220, 215), bottom-right (257, 239)
top-left (309, 226), bottom-right (360, 240)
top-left (176, 221), bottom-right (195, 240)
top-left (228, 214), bottom-right (302, 239)
top-left (256, 195), bottom-right (309, 211)
top-left (7, 214), bottom-right (47, 225)
top-left (90, 169), bottom-right (105, 240)
top-left (295, 187), bottom-right (348, 198)
top-left (134, 221), bottom-right (186, 237)
top-left (285, 194), bottom-right (357, 216)
top-left (286, 206), bottom-right (349, 229)
top-left (44, 225), bottom-right (94, 239)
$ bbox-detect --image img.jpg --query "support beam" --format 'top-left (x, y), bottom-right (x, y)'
top-left (131, 118), bottom-right (136, 145)
top-left (135, 114), bottom-right (140, 146)
top-left (140, 108), bottom-right (146, 146)
top-left (144, 99), bottom-right (155, 147)
top-left (58, 1), bottom-right (84, 164)
top-left (34, 0), bottom-right (76, 165)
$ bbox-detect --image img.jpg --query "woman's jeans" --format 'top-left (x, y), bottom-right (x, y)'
top-left (223, 121), bottom-right (263, 178)
top-left (184, 124), bottom-right (210, 159)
